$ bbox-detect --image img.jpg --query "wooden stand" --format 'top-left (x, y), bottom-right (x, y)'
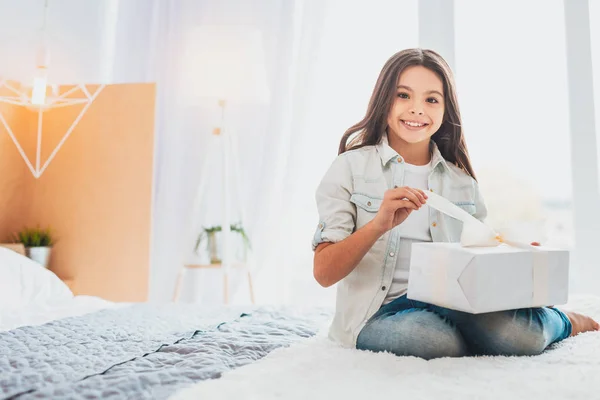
top-left (172, 262), bottom-right (255, 304)
top-left (0, 243), bottom-right (26, 256)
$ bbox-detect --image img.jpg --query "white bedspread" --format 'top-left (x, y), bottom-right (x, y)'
top-left (171, 295), bottom-right (600, 400)
top-left (0, 295), bottom-right (119, 332)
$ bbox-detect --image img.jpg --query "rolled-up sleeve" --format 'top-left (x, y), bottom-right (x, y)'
top-left (312, 155), bottom-right (356, 251)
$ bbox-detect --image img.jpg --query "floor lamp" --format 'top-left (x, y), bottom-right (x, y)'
top-left (182, 26), bottom-right (270, 303)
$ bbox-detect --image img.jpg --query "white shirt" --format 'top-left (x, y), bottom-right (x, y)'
top-left (383, 161), bottom-right (433, 304)
top-left (312, 134), bottom-right (488, 348)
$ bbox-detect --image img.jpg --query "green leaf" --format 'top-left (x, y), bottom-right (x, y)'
top-left (11, 226), bottom-right (55, 247)
top-left (194, 222), bottom-right (252, 255)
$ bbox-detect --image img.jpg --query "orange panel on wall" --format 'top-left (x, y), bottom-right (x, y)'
top-left (0, 83), bottom-right (156, 302)
top-left (0, 86), bottom-right (32, 236)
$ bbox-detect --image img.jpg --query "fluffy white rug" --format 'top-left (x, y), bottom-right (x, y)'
top-left (170, 295), bottom-right (600, 400)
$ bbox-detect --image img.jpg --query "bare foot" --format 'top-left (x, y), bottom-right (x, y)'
top-left (565, 311), bottom-right (600, 336)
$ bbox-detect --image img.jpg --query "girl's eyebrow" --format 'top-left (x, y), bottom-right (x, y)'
top-left (397, 84), bottom-right (443, 98)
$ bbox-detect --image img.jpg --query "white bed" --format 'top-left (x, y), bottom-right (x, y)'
top-left (171, 295), bottom-right (600, 400)
top-left (4, 246), bottom-right (599, 400)
top-left (0, 247), bottom-right (118, 332)
top-left (1, 246), bottom-right (337, 400)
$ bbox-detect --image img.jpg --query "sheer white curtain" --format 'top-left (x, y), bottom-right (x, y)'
top-left (10, 0), bottom-right (595, 304)
top-left (0, 0), bottom-right (141, 84)
top-left (147, 0), bottom-right (423, 305)
top-left (145, 0), bottom-right (309, 303)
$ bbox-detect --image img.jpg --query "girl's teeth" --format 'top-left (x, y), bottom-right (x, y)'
top-left (404, 121), bottom-right (424, 127)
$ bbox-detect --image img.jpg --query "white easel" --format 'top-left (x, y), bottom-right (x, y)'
top-left (177, 100), bottom-right (254, 304)
top-left (175, 26), bottom-right (269, 304)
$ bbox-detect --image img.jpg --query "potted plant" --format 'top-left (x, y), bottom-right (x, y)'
top-left (12, 226), bottom-right (55, 268)
top-left (194, 222), bottom-right (251, 264)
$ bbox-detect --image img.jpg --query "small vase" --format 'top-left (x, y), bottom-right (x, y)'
top-left (207, 232), bottom-right (221, 264)
top-left (26, 246), bottom-right (52, 268)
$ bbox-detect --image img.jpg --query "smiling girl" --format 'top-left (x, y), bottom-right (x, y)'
top-left (312, 48), bottom-right (599, 359)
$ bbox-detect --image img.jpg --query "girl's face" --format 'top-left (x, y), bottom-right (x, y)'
top-left (386, 65), bottom-right (445, 146)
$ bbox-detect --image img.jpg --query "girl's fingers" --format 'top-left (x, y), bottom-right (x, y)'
top-left (399, 187), bottom-right (425, 207)
top-left (390, 198), bottom-right (419, 211)
top-left (531, 242), bottom-right (541, 246)
top-left (400, 189), bottom-right (423, 208)
top-left (390, 186), bottom-right (428, 205)
top-left (406, 187), bottom-right (427, 205)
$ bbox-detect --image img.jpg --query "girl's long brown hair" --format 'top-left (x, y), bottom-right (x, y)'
top-left (338, 48), bottom-right (476, 180)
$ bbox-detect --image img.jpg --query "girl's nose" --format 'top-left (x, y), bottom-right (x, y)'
top-left (410, 109), bottom-right (424, 116)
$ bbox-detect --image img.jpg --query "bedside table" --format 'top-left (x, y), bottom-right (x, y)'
top-left (172, 261), bottom-right (255, 304)
top-left (0, 243), bottom-right (26, 256)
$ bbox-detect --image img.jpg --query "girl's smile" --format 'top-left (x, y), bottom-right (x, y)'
top-left (400, 119), bottom-right (429, 130)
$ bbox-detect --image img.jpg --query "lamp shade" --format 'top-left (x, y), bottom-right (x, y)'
top-left (181, 26), bottom-right (270, 104)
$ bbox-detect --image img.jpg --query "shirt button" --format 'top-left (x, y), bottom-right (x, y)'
top-left (397, 157), bottom-right (402, 163)
top-left (389, 252), bottom-right (395, 257)
top-left (429, 188), bottom-right (434, 192)
top-left (367, 201), bottom-right (372, 206)
top-left (318, 223), bottom-right (323, 229)
top-left (432, 222), bottom-right (437, 227)
top-left (381, 286), bottom-right (386, 291)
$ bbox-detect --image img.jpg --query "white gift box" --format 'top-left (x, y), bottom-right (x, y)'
top-left (407, 243), bottom-right (569, 313)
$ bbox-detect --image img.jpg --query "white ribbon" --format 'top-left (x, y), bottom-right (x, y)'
top-left (425, 191), bottom-right (535, 248)
top-left (425, 191), bottom-right (549, 303)
top-left (532, 250), bottom-right (549, 304)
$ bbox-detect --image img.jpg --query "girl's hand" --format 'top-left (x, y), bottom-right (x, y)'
top-left (371, 186), bottom-right (428, 235)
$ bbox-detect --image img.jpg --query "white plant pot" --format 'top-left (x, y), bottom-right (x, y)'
top-left (26, 246), bottom-right (52, 268)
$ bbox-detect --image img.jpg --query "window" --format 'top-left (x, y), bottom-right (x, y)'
top-left (455, 0), bottom-right (573, 248)
top-left (591, 0), bottom-right (600, 191)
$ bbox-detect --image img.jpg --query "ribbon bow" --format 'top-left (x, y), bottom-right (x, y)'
top-left (425, 191), bottom-right (538, 249)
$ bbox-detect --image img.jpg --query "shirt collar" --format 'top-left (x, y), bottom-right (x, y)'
top-left (429, 140), bottom-right (450, 172)
top-left (375, 133), bottom-right (400, 165)
top-left (375, 132), bottom-right (450, 172)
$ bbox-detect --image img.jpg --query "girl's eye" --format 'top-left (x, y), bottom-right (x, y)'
top-left (397, 92), bottom-right (409, 99)
top-left (427, 97), bottom-right (439, 104)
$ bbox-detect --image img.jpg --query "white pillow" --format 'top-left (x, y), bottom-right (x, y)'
top-left (0, 247), bottom-right (73, 310)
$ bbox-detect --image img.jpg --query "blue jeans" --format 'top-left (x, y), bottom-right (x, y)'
top-left (356, 295), bottom-right (572, 359)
